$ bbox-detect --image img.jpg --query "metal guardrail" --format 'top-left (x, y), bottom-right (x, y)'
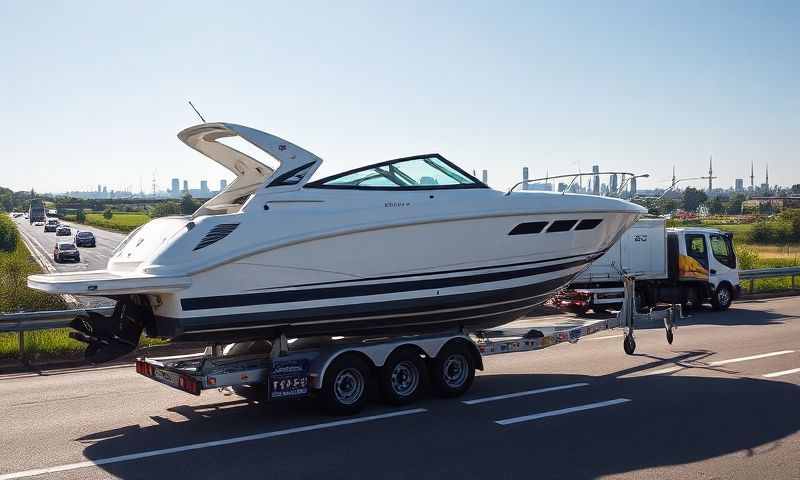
top-left (0, 307), bottom-right (114, 333)
top-left (739, 266), bottom-right (800, 280)
top-left (739, 266), bottom-right (800, 293)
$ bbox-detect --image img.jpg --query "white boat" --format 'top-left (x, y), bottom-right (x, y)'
top-left (28, 123), bottom-right (645, 362)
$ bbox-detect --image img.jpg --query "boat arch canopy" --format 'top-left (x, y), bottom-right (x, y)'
top-left (178, 123), bottom-right (324, 216)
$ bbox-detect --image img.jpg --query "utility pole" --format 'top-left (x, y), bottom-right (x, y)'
top-left (750, 161), bottom-right (755, 192)
top-left (701, 155), bottom-right (717, 193)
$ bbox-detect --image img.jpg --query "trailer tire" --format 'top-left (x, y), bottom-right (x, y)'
top-left (711, 284), bottom-right (733, 311)
top-left (430, 342), bottom-right (475, 398)
top-left (319, 354), bottom-right (371, 415)
top-left (379, 348), bottom-right (427, 405)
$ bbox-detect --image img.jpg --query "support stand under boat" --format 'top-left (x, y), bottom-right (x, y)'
top-left (618, 275), bottom-right (679, 355)
top-left (620, 275), bottom-right (637, 355)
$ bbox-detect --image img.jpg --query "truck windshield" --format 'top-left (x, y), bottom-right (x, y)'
top-left (710, 234), bottom-right (736, 268)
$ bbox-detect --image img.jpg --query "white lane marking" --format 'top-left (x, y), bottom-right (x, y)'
top-left (0, 408), bottom-right (427, 480)
top-left (583, 334), bottom-right (624, 341)
top-left (462, 382), bottom-right (589, 405)
top-left (763, 367), bottom-right (800, 378)
top-left (646, 366), bottom-right (684, 375)
top-left (495, 398), bottom-right (631, 426)
top-left (709, 350), bottom-right (795, 366)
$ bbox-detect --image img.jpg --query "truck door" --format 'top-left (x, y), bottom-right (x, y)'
top-left (680, 233), bottom-right (710, 281)
top-left (708, 233), bottom-right (739, 288)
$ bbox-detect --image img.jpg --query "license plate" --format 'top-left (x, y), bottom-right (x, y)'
top-left (152, 367), bottom-right (181, 388)
top-left (269, 359), bottom-right (309, 400)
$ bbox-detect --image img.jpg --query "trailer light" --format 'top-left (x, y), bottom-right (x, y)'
top-left (208, 377), bottom-right (216, 386)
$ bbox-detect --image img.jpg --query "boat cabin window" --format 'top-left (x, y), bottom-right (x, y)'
top-left (306, 155), bottom-right (485, 190)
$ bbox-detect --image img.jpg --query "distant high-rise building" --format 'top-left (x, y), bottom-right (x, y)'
top-left (200, 180), bottom-right (209, 194)
top-left (171, 178), bottom-right (180, 194)
top-left (735, 178), bottom-right (744, 192)
top-left (609, 174), bottom-right (618, 194)
top-left (557, 182), bottom-right (568, 192)
top-left (592, 165), bottom-right (600, 195)
top-left (97, 184), bottom-right (102, 193)
top-left (528, 182), bottom-right (553, 191)
top-left (481, 170), bottom-right (488, 184)
top-left (220, 179), bottom-right (227, 191)
top-left (183, 180), bottom-right (189, 193)
top-left (630, 177), bottom-right (637, 198)
top-left (522, 167), bottom-right (529, 191)
top-left (102, 186), bottom-right (107, 194)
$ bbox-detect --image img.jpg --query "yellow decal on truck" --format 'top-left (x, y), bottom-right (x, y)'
top-left (679, 254), bottom-right (708, 281)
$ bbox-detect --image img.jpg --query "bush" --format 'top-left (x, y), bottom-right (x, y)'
top-left (734, 244), bottom-right (761, 270)
top-left (76, 209), bottom-right (86, 223)
top-left (0, 215), bottom-right (17, 252)
top-left (103, 208), bottom-right (113, 219)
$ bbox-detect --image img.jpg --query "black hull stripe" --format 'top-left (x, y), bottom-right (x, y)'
top-left (160, 275), bottom-right (575, 342)
top-left (181, 258), bottom-right (590, 311)
top-left (249, 250), bottom-right (606, 292)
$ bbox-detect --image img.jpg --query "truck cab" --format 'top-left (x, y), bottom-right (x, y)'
top-left (668, 227), bottom-right (740, 310)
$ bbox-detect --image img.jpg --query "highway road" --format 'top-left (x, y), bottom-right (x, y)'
top-left (1, 296), bottom-right (798, 479)
top-left (12, 216), bottom-right (126, 308)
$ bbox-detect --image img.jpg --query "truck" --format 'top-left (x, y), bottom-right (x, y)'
top-left (556, 217), bottom-right (741, 314)
top-left (28, 199), bottom-right (46, 224)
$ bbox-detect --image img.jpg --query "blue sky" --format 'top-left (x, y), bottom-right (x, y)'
top-left (1, 1), bottom-right (797, 193)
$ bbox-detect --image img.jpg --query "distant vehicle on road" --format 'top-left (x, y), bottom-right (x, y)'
top-left (75, 230), bottom-right (96, 247)
top-left (28, 199), bottom-right (46, 224)
top-left (44, 219), bottom-right (60, 232)
top-left (55, 225), bottom-right (72, 236)
top-left (557, 218), bottom-right (741, 313)
top-left (34, 221), bottom-right (45, 226)
top-left (53, 242), bottom-right (80, 263)
top-left (11, 212), bottom-right (22, 218)
top-left (23, 213), bottom-right (28, 219)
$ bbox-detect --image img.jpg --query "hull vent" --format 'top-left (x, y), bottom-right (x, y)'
top-left (194, 223), bottom-right (239, 251)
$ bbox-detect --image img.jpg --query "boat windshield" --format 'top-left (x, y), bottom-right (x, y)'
top-left (306, 155), bottom-right (485, 190)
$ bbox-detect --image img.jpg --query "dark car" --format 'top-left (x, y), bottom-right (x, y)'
top-left (75, 230), bottom-right (96, 247)
top-left (53, 242), bottom-right (80, 263)
top-left (55, 225), bottom-right (72, 236)
top-left (44, 219), bottom-right (60, 232)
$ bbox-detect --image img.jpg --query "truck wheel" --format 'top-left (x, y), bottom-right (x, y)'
top-left (319, 354), bottom-right (371, 415)
top-left (430, 342), bottom-right (475, 398)
top-left (379, 349), bottom-right (427, 405)
top-left (711, 284), bottom-right (733, 311)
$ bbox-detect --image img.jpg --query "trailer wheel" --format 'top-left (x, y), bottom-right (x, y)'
top-left (320, 354), bottom-right (370, 415)
top-left (430, 342), bottom-right (475, 398)
top-left (379, 349), bottom-right (427, 405)
top-left (711, 284), bottom-right (733, 311)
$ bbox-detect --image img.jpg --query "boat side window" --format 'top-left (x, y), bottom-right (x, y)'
top-left (710, 234), bottom-right (736, 268)
top-left (305, 155), bottom-right (485, 190)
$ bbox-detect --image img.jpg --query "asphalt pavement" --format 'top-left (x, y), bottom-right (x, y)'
top-left (12, 216), bottom-right (126, 308)
top-left (1, 296), bottom-right (798, 479)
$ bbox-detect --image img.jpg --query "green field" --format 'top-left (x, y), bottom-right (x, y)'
top-left (84, 212), bottom-right (150, 232)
